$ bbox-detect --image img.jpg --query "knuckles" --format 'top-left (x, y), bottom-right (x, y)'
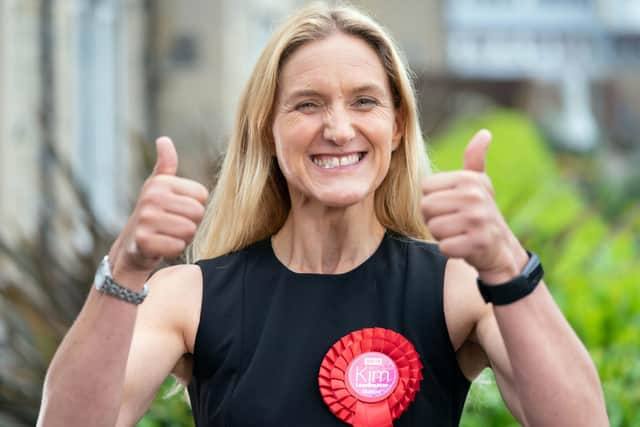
top-left (182, 220), bottom-right (198, 238)
top-left (463, 206), bottom-right (491, 227)
top-left (140, 181), bottom-right (169, 206)
top-left (189, 202), bottom-right (206, 221)
top-left (459, 171), bottom-right (495, 197)
top-left (460, 186), bottom-right (488, 204)
top-left (137, 206), bottom-right (158, 225)
top-left (166, 239), bottom-right (187, 255)
top-left (133, 227), bottom-right (187, 259)
top-left (133, 228), bottom-right (153, 252)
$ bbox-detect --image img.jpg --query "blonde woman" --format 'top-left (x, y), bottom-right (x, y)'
top-left (39, 3), bottom-right (608, 427)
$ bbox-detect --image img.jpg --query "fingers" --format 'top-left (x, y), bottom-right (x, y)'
top-left (425, 207), bottom-right (493, 239)
top-left (143, 175), bottom-right (209, 204)
top-left (137, 208), bottom-right (199, 242)
top-left (168, 176), bottom-right (209, 204)
top-left (430, 218), bottom-right (496, 261)
top-left (421, 188), bottom-right (491, 221)
top-left (133, 204), bottom-right (202, 261)
top-left (138, 177), bottom-right (208, 232)
top-left (422, 170), bottom-right (494, 196)
top-left (463, 129), bottom-right (492, 173)
top-left (134, 231), bottom-right (188, 260)
top-left (152, 136), bottom-right (179, 176)
top-left (438, 234), bottom-right (473, 260)
top-left (161, 193), bottom-right (206, 223)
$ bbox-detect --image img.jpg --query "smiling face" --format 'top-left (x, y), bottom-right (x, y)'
top-left (272, 32), bottom-right (403, 209)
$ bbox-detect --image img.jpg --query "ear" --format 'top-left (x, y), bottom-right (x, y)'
top-left (391, 107), bottom-right (405, 151)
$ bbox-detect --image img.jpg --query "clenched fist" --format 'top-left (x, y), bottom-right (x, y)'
top-left (108, 137), bottom-right (209, 281)
top-left (421, 130), bottom-right (528, 284)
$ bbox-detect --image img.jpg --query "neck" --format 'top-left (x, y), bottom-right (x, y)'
top-left (272, 197), bottom-right (385, 274)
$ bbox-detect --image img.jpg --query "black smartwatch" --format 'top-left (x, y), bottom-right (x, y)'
top-left (477, 251), bottom-right (544, 305)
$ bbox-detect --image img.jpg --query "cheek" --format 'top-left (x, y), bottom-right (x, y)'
top-left (273, 134), bottom-right (305, 182)
top-left (360, 117), bottom-right (397, 153)
top-left (273, 115), bottom-right (318, 164)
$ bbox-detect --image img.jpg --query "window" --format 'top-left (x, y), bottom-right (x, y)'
top-left (72, 0), bottom-right (126, 230)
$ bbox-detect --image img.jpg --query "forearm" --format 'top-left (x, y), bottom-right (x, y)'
top-left (493, 282), bottom-right (608, 426)
top-left (38, 277), bottom-right (144, 427)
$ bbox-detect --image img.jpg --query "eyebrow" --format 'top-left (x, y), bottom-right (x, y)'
top-left (351, 84), bottom-right (387, 96)
top-left (283, 83), bottom-right (387, 103)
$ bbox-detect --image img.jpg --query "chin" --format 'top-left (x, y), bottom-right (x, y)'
top-left (315, 190), bottom-right (372, 208)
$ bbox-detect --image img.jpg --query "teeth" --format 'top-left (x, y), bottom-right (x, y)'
top-left (313, 153), bottom-right (362, 169)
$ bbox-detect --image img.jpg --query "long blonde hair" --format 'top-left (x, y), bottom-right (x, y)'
top-left (188, 3), bottom-right (431, 262)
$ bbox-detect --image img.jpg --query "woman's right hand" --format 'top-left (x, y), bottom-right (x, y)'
top-left (108, 137), bottom-right (209, 283)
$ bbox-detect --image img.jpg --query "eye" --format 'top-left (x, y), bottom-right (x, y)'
top-left (353, 97), bottom-right (378, 108)
top-left (295, 101), bottom-right (320, 112)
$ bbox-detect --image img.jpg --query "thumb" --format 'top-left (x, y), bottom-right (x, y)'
top-left (463, 129), bottom-right (492, 173)
top-left (152, 136), bottom-right (178, 176)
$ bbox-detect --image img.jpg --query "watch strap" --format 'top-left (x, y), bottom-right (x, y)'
top-left (100, 277), bottom-right (149, 305)
top-left (477, 251), bottom-right (544, 305)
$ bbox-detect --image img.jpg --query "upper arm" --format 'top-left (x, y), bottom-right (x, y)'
top-left (115, 264), bottom-right (202, 427)
top-left (443, 258), bottom-right (527, 424)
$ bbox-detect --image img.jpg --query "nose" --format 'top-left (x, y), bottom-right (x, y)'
top-left (323, 106), bottom-right (355, 145)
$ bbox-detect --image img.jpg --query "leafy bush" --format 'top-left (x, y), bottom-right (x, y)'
top-left (428, 109), bottom-right (640, 427)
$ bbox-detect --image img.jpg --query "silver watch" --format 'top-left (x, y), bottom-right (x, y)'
top-left (94, 255), bottom-right (148, 305)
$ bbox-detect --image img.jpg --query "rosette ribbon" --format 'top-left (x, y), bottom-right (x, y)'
top-left (318, 327), bottom-right (423, 427)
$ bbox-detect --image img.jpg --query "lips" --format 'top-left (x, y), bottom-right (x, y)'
top-left (311, 152), bottom-right (366, 169)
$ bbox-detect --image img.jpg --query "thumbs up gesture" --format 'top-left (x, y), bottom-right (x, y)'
top-left (108, 137), bottom-right (209, 278)
top-left (421, 130), bottom-right (528, 283)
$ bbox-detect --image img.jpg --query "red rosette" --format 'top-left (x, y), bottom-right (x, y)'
top-left (318, 327), bottom-right (423, 427)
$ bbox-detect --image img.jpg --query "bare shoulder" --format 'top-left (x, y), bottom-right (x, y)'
top-left (138, 263), bottom-right (203, 355)
top-left (113, 264), bottom-right (203, 424)
top-left (148, 263), bottom-right (202, 288)
top-left (443, 258), bottom-right (492, 379)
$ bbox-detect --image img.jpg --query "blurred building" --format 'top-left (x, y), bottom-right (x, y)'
top-left (442, 0), bottom-right (640, 153)
top-left (1, 0), bottom-right (639, 245)
top-left (0, 0), bottom-right (147, 246)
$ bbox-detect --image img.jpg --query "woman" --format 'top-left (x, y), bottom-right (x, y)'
top-left (38, 3), bottom-right (608, 426)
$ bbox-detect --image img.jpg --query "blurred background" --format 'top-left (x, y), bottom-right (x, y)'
top-left (1, 0), bottom-right (639, 426)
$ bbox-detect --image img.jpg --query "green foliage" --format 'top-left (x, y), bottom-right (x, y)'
top-left (429, 110), bottom-right (640, 426)
top-left (138, 379), bottom-right (194, 427)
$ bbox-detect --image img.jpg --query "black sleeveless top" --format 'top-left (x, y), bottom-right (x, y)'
top-left (188, 233), bottom-right (470, 426)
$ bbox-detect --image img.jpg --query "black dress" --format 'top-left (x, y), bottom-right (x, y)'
top-left (188, 232), bottom-right (470, 426)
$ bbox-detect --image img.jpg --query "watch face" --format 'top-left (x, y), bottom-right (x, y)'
top-left (94, 258), bottom-right (107, 290)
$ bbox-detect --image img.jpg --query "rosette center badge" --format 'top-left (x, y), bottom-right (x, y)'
top-left (347, 352), bottom-right (399, 402)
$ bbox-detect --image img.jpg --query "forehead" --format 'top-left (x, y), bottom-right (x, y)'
top-left (278, 32), bottom-right (389, 95)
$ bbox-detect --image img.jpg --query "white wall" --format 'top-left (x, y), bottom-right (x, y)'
top-left (0, 0), bottom-right (42, 240)
top-left (0, 0), bottom-right (146, 244)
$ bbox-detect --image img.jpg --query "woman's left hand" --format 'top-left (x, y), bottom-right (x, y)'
top-left (421, 130), bottom-right (529, 284)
